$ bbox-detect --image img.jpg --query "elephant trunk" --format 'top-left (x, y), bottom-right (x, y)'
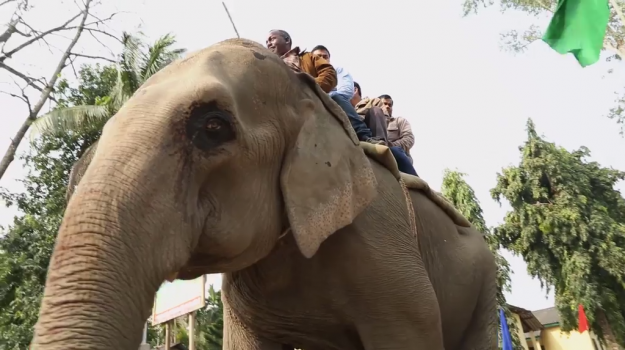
top-left (32, 117), bottom-right (197, 349)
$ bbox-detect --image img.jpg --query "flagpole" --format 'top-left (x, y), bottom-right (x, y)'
top-left (222, 2), bottom-right (240, 39)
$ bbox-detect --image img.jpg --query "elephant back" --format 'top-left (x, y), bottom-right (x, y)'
top-left (359, 142), bottom-right (471, 228)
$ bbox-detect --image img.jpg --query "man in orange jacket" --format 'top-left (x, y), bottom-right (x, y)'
top-left (265, 29), bottom-right (337, 93)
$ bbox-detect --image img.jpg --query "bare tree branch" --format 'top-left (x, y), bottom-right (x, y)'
top-left (68, 26), bottom-right (122, 44)
top-left (17, 17), bottom-right (58, 50)
top-left (17, 17), bottom-right (36, 35)
top-left (0, 61), bottom-right (45, 91)
top-left (0, 0), bottom-right (17, 8)
top-left (10, 20), bottom-right (30, 37)
top-left (0, 90), bottom-right (28, 108)
top-left (84, 27), bottom-right (122, 44)
top-left (0, 12), bottom-right (81, 62)
top-left (85, 11), bottom-right (121, 27)
top-left (0, 0), bottom-right (94, 179)
top-left (8, 80), bottom-right (34, 115)
top-left (0, 18), bottom-right (21, 44)
top-left (67, 55), bottom-right (79, 78)
top-left (70, 52), bottom-right (115, 62)
top-left (84, 28), bottom-right (118, 59)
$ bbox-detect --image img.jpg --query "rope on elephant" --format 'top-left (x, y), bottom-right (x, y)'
top-left (399, 178), bottom-right (418, 241)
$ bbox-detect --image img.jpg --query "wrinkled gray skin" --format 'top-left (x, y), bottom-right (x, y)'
top-left (32, 39), bottom-right (497, 350)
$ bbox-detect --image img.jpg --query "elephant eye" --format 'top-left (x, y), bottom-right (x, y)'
top-left (186, 101), bottom-right (236, 152)
top-left (206, 118), bottom-right (224, 131)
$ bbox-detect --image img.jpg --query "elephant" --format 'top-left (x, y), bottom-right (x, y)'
top-left (31, 38), bottom-right (498, 350)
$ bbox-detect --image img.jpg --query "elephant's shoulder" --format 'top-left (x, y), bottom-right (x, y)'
top-left (400, 173), bottom-right (471, 228)
top-left (358, 142), bottom-right (471, 229)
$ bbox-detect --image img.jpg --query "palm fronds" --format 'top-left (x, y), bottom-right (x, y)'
top-left (30, 105), bottom-right (110, 140)
top-left (30, 31), bottom-right (185, 141)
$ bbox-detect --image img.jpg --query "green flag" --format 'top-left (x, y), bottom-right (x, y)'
top-left (542, 0), bottom-right (610, 67)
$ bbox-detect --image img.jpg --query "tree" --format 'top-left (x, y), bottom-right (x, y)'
top-left (491, 119), bottom-right (625, 349)
top-left (30, 32), bottom-right (186, 138)
top-left (0, 0), bottom-right (121, 179)
top-left (0, 63), bottom-right (115, 349)
top-left (461, 0), bottom-right (625, 133)
top-left (197, 286), bottom-right (224, 349)
top-left (441, 170), bottom-right (522, 350)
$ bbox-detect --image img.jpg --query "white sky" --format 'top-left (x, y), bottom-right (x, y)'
top-left (1, 0), bottom-right (624, 311)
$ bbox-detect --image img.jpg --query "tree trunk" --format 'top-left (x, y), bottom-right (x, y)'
top-left (0, 0), bottom-right (92, 180)
top-left (596, 309), bottom-right (621, 350)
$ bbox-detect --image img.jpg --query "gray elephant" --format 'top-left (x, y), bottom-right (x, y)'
top-left (31, 39), bottom-right (498, 350)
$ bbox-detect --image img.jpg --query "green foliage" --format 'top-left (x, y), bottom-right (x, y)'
top-left (113, 32), bottom-right (186, 103)
top-left (491, 119), bottom-right (625, 345)
top-left (441, 170), bottom-right (522, 350)
top-left (607, 90), bottom-right (625, 135)
top-left (55, 64), bottom-right (119, 108)
top-left (0, 130), bottom-right (101, 349)
top-left (0, 63), bottom-right (115, 349)
top-left (197, 286), bottom-right (224, 349)
top-left (31, 32), bottom-right (186, 138)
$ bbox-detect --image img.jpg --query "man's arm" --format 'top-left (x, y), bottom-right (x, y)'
top-left (311, 55), bottom-right (337, 93)
top-left (390, 117), bottom-right (415, 152)
top-left (329, 67), bottom-right (354, 98)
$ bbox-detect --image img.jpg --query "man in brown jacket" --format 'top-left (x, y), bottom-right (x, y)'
top-left (378, 94), bottom-right (415, 164)
top-left (266, 30), bottom-right (337, 93)
top-left (352, 83), bottom-right (417, 176)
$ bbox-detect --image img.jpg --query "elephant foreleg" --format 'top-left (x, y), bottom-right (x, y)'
top-left (223, 299), bottom-right (284, 350)
top-left (458, 272), bottom-right (498, 350)
top-left (356, 320), bottom-right (445, 350)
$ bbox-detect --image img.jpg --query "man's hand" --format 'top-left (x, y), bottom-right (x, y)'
top-left (381, 105), bottom-right (392, 117)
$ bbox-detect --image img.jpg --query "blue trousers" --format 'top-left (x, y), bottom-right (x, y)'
top-left (331, 93), bottom-right (372, 141)
top-left (390, 146), bottom-right (418, 176)
top-left (331, 94), bottom-right (418, 177)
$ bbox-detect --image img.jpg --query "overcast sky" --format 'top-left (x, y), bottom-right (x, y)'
top-left (1, 0), bottom-right (624, 311)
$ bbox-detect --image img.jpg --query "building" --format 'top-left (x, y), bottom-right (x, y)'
top-left (508, 305), bottom-right (612, 350)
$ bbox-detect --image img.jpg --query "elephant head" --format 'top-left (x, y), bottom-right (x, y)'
top-left (32, 38), bottom-right (377, 349)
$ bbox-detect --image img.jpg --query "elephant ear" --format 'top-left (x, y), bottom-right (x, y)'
top-left (280, 73), bottom-right (378, 259)
top-left (66, 140), bottom-right (99, 200)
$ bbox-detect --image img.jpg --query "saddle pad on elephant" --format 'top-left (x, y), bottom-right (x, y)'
top-left (359, 142), bottom-right (471, 228)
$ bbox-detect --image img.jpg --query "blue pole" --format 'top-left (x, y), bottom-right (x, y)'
top-left (500, 308), bottom-right (514, 350)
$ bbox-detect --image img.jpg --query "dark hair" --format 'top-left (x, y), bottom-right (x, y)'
top-left (270, 29), bottom-right (291, 44)
top-left (311, 45), bottom-right (330, 57)
top-left (378, 94), bottom-right (392, 100)
top-left (354, 82), bottom-right (361, 97)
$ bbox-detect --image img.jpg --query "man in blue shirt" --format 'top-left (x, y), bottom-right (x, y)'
top-left (311, 45), bottom-right (384, 145)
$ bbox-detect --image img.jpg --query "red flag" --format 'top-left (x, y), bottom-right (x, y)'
top-left (578, 304), bottom-right (589, 333)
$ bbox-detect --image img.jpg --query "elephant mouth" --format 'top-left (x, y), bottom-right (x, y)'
top-left (175, 267), bottom-right (206, 280)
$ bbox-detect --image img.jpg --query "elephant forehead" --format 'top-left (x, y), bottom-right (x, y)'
top-left (119, 39), bottom-right (295, 129)
top-left (178, 39), bottom-right (289, 84)
top-left (132, 40), bottom-right (291, 111)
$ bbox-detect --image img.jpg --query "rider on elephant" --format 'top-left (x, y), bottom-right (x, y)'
top-left (310, 44), bottom-right (386, 145)
top-left (265, 29), bottom-right (337, 93)
top-left (378, 94), bottom-right (415, 164)
top-left (352, 82), bottom-right (418, 176)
